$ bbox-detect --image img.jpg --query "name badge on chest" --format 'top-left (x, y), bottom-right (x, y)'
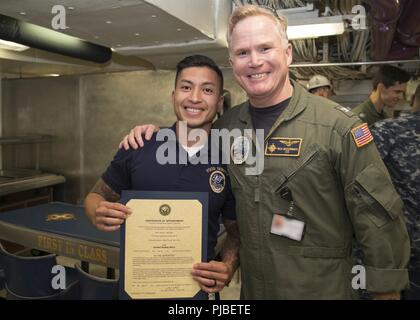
top-left (265, 137), bottom-right (302, 157)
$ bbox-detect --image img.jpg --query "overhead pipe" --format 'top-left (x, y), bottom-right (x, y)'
top-left (290, 59), bottom-right (420, 68)
top-left (0, 14), bottom-right (112, 63)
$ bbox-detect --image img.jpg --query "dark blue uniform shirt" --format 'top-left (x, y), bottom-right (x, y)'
top-left (102, 124), bottom-right (236, 261)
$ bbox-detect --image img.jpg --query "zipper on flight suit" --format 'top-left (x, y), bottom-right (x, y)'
top-left (254, 176), bottom-right (260, 202)
top-left (273, 147), bottom-right (319, 193)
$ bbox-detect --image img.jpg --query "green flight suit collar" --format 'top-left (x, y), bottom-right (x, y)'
top-left (238, 79), bottom-right (307, 139)
top-left (362, 98), bottom-right (388, 124)
top-left (238, 100), bottom-right (252, 125)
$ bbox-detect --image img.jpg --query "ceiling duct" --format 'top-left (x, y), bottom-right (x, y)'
top-left (116, 0), bottom-right (231, 57)
top-left (0, 13), bottom-right (112, 63)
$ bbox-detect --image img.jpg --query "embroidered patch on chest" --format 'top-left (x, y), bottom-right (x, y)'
top-left (265, 138), bottom-right (302, 156)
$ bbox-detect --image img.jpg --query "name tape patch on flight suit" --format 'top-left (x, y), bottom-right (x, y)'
top-left (265, 138), bottom-right (302, 157)
top-left (351, 123), bottom-right (373, 148)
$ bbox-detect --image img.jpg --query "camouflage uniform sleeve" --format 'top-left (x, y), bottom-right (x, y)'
top-left (336, 119), bottom-right (410, 293)
top-left (370, 121), bottom-right (394, 159)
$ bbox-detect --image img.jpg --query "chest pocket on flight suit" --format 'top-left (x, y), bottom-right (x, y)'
top-left (270, 145), bottom-right (320, 220)
top-left (353, 163), bottom-right (403, 228)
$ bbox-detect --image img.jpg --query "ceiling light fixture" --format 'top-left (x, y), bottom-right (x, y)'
top-left (276, 7), bottom-right (346, 41)
top-left (286, 16), bottom-right (345, 40)
top-left (0, 39), bottom-right (29, 51)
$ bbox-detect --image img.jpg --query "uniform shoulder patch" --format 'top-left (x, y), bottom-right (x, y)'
top-left (334, 105), bottom-right (354, 117)
top-left (351, 123), bottom-right (373, 148)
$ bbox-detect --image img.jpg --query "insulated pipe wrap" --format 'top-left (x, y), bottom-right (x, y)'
top-left (0, 14), bottom-right (112, 63)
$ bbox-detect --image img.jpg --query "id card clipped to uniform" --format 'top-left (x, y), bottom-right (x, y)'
top-left (271, 187), bottom-right (305, 242)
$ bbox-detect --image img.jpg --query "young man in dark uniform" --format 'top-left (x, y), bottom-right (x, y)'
top-left (84, 55), bottom-right (239, 297)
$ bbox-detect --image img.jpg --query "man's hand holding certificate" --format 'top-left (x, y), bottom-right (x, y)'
top-left (120, 191), bottom-right (208, 300)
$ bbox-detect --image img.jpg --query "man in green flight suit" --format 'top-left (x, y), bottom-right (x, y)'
top-left (119, 5), bottom-right (410, 300)
top-left (352, 65), bottom-right (410, 126)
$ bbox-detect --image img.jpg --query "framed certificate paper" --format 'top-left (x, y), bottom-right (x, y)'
top-left (119, 191), bottom-right (208, 299)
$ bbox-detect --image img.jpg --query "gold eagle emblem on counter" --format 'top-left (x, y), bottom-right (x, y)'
top-left (46, 213), bottom-right (76, 221)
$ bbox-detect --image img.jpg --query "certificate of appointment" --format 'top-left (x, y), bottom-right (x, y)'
top-left (119, 191), bottom-right (208, 300)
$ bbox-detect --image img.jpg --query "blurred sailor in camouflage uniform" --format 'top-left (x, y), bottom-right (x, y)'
top-left (370, 84), bottom-right (420, 299)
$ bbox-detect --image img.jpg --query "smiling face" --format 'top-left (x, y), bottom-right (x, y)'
top-left (229, 15), bottom-right (293, 107)
top-left (378, 82), bottom-right (407, 109)
top-left (172, 66), bottom-right (223, 132)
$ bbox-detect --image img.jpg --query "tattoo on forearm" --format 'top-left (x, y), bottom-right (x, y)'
top-left (90, 178), bottom-right (120, 202)
top-left (221, 219), bottom-right (240, 273)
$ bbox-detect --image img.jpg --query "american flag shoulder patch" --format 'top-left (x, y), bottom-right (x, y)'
top-left (351, 123), bottom-right (373, 148)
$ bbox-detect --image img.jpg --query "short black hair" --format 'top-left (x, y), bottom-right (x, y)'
top-left (373, 65), bottom-right (411, 90)
top-left (175, 55), bottom-right (223, 94)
